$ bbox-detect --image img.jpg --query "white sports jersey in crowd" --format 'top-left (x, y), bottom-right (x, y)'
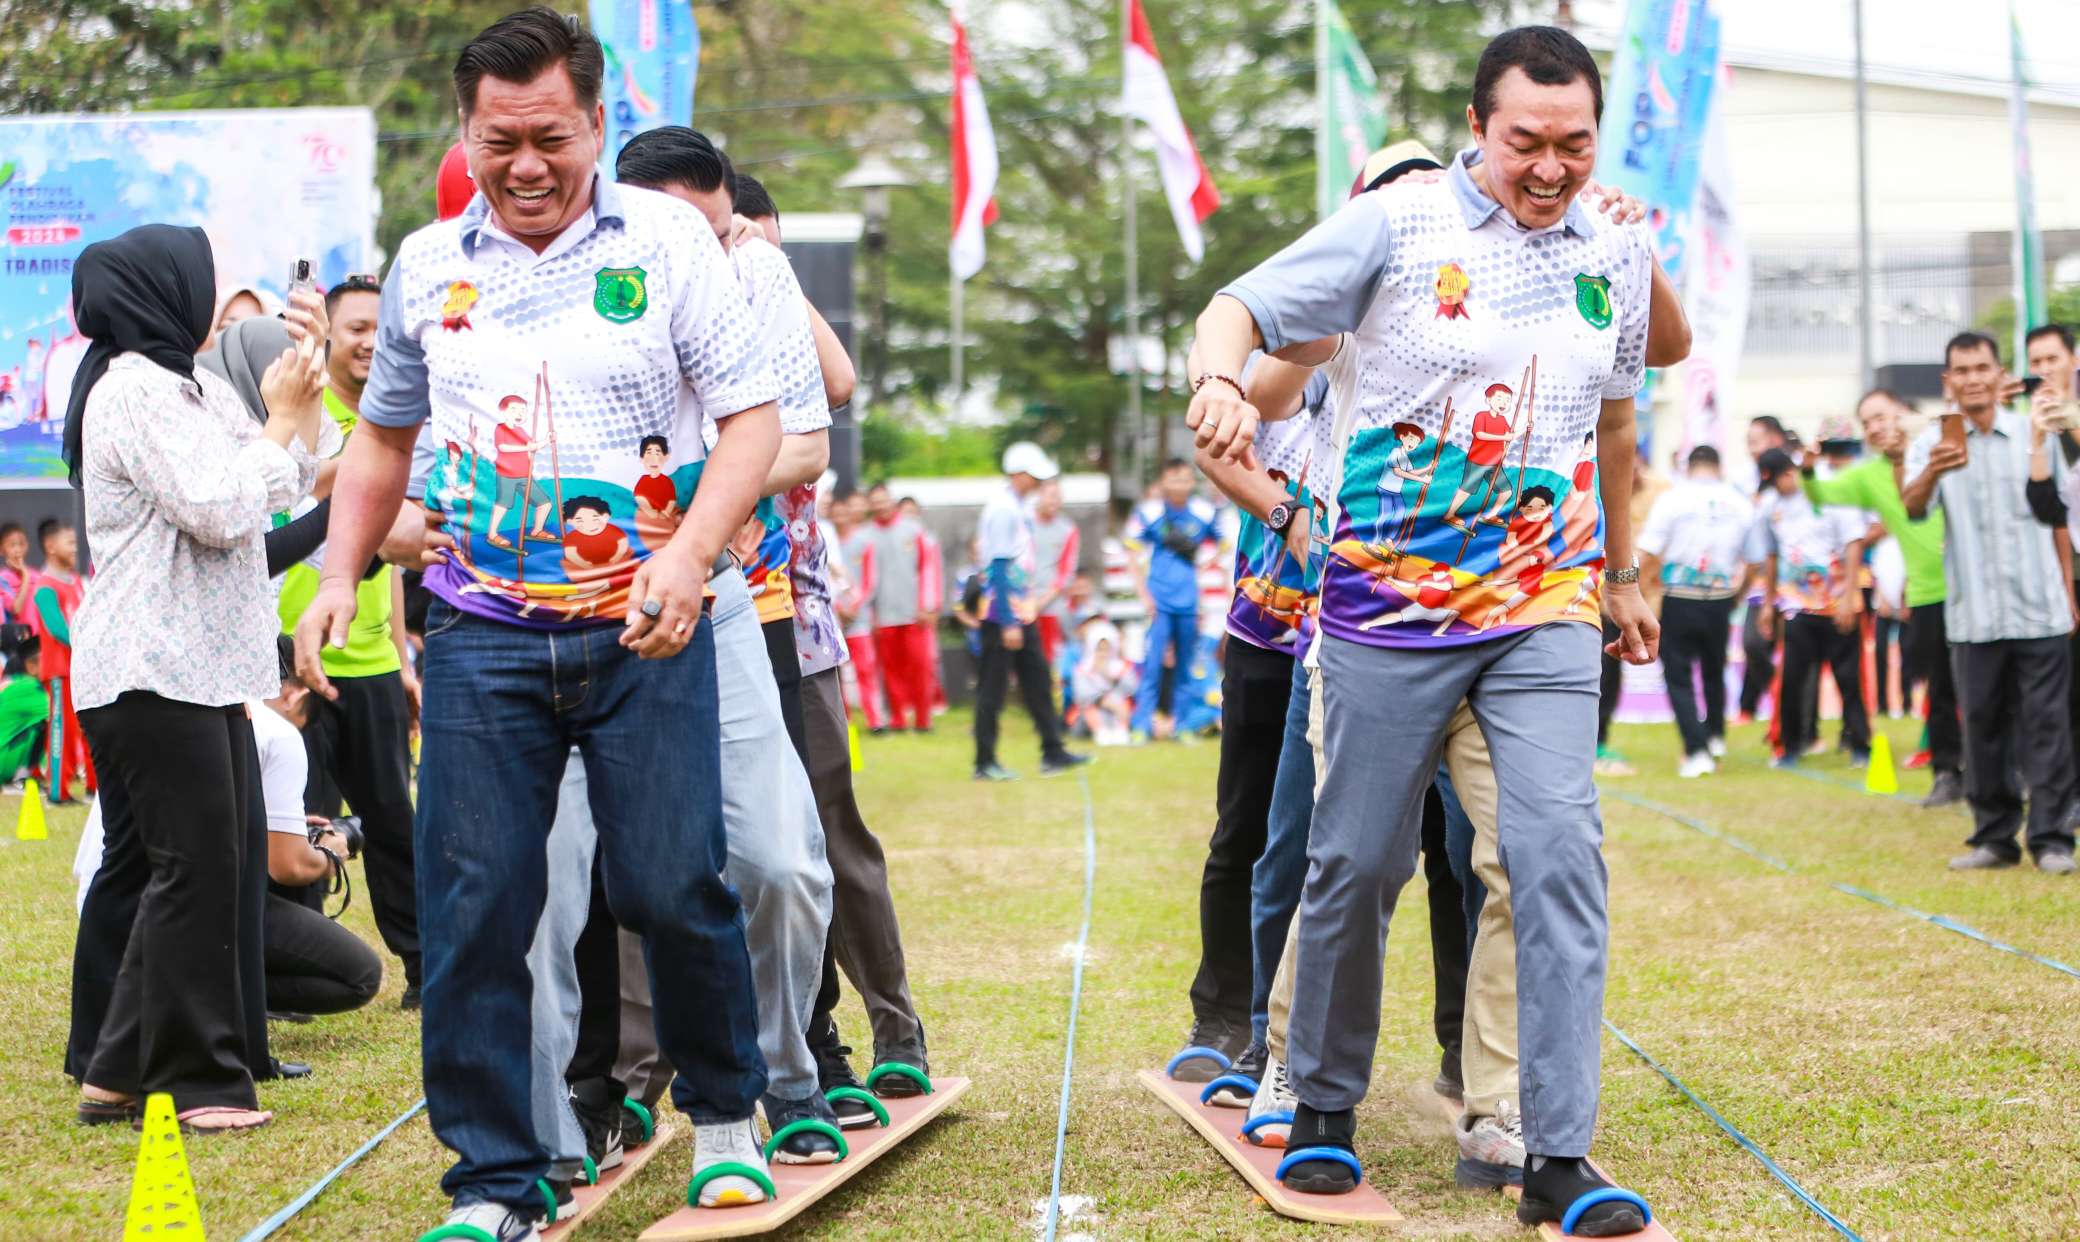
top-left (1637, 475), bottom-right (1754, 599)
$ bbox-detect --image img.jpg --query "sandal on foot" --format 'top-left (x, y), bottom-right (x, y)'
top-left (175, 1106), bottom-right (273, 1134)
top-left (77, 1092), bottom-right (140, 1126)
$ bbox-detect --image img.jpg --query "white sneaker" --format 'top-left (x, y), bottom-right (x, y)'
top-left (691, 1117), bottom-right (771, 1207)
top-left (1706, 736), bottom-right (1726, 758)
top-left (1242, 1055), bottom-right (1297, 1146)
top-left (1455, 1098), bottom-right (1525, 1168)
top-left (1677, 752), bottom-right (1716, 779)
top-left (436, 1202), bottom-right (539, 1241)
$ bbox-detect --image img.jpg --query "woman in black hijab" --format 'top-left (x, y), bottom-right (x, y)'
top-left (64, 224), bottom-right (326, 1133)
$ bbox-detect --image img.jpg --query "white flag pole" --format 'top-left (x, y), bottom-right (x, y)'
top-left (1122, 0), bottom-right (1142, 488)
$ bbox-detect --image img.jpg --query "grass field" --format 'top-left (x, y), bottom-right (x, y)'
top-left (5, 709), bottom-right (2078, 1240)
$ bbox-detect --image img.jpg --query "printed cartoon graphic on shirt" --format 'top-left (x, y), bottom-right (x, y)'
top-left (1326, 355), bottom-right (1605, 645)
top-left (486, 392), bottom-right (557, 550)
top-left (633, 435), bottom-right (681, 523)
top-left (1227, 410), bottom-right (1320, 651)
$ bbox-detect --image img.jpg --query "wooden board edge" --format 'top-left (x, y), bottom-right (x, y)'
top-left (636, 1078), bottom-right (972, 1241)
top-left (541, 1120), bottom-right (679, 1237)
top-left (1136, 1069), bottom-right (1403, 1227)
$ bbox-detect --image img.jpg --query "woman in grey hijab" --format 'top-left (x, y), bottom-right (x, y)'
top-left (201, 315), bottom-right (333, 575)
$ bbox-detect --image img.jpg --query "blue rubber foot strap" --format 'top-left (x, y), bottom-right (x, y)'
top-left (1275, 1146), bottom-right (1363, 1184)
top-left (1164, 1046), bottom-right (1231, 1077)
top-left (1198, 1073), bottom-right (1259, 1104)
top-left (1560, 1187), bottom-right (1652, 1235)
top-left (1239, 1110), bottom-right (1294, 1140)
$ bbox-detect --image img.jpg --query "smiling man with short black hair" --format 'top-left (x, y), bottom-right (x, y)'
top-left (1184, 24), bottom-right (1659, 1235)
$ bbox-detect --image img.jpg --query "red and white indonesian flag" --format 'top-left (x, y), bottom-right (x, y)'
top-left (1124, 0), bottom-right (1219, 260)
top-left (949, 15), bottom-right (1000, 282)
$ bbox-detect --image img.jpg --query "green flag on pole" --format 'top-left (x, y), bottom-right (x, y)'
top-left (1316, 0), bottom-right (1387, 220)
top-left (2008, 2), bottom-right (2046, 365)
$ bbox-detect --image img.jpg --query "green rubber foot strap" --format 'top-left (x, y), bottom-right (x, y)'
top-left (535, 1179), bottom-right (559, 1223)
top-left (762, 1117), bottom-right (850, 1164)
top-left (687, 1161), bottom-right (778, 1208)
top-left (582, 1154), bottom-right (600, 1186)
top-left (864, 1062), bottom-right (933, 1095)
top-left (622, 1097), bottom-right (655, 1145)
top-left (418, 1226), bottom-right (498, 1242)
top-left (823, 1086), bottom-right (891, 1127)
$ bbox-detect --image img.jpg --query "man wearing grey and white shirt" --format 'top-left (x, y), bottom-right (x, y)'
top-left (1904, 330), bottom-right (2076, 874)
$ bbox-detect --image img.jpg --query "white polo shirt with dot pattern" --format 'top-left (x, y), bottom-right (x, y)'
top-left (362, 176), bottom-right (778, 628)
top-left (1222, 148), bottom-right (1651, 652)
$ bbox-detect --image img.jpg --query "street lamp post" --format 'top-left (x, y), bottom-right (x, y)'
top-left (837, 154), bottom-right (914, 421)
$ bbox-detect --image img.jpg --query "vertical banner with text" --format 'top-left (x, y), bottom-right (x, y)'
top-left (593, 0), bottom-right (699, 172)
top-left (1316, 0), bottom-right (1388, 220)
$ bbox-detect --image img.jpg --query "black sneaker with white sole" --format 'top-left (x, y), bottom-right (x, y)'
top-left (1168, 1017), bottom-right (1250, 1083)
top-left (1205, 1041), bottom-right (1265, 1107)
top-left (1039, 750), bottom-right (1092, 777)
top-left (762, 1091), bottom-right (845, 1165)
top-left (813, 1036), bottom-right (879, 1129)
top-left (568, 1078), bottom-right (627, 1174)
top-left (868, 1032), bottom-right (932, 1099)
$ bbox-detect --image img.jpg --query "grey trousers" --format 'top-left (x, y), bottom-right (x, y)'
top-left (527, 565), bottom-right (830, 1134)
top-left (1290, 624), bottom-right (1608, 1156)
top-left (526, 750), bottom-right (598, 1176)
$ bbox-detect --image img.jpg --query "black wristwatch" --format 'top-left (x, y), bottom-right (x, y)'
top-left (1266, 502), bottom-right (1294, 534)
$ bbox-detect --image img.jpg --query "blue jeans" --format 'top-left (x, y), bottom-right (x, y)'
top-left (1249, 657), bottom-right (1316, 1046)
top-left (417, 596), bottom-right (765, 1212)
top-left (1433, 766), bottom-right (1485, 956)
top-left (1133, 609), bottom-right (1198, 735)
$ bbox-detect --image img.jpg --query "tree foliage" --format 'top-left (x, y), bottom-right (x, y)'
top-left (1, 0), bottom-right (1518, 478)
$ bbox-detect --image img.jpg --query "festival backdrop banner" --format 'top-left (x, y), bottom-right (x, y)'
top-left (1679, 68), bottom-right (1749, 473)
top-left (0, 109), bottom-right (376, 482)
top-left (593, 0), bottom-right (700, 171)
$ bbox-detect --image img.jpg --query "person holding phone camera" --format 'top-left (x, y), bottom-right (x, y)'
top-left (1904, 331), bottom-right (2076, 875)
top-left (2020, 323), bottom-right (2080, 794)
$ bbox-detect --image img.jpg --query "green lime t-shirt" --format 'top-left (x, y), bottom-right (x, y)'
top-left (275, 387), bottom-right (400, 678)
top-left (1802, 455), bottom-right (1946, 607)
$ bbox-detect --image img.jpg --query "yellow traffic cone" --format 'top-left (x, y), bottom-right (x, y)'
top-left (125, 1093), bottom-right (205, 1240)
top-left (1865, 733), bottom-right (1899, 796)
top-left (16, 779), bottom-right (47, 840)
top-left (848, 721), bottom-right (865, 773)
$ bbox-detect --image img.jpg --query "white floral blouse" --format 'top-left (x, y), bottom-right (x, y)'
top-left (72, 352), bottom-right (329, 712)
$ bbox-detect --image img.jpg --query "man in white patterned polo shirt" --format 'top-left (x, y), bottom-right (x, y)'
top-left (1185, 26), bottom-right (1660, 1237)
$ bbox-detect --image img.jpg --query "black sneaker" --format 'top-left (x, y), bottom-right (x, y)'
top-left (260, 1057), bottom-right (313, 1082)
top-left (1283, 1103), bottom-right (1360, 1195)
top-left (569, 1078), bottom-right (627, 1174)
top-left (813, 1036), bottom-right (879, 1129)
top-left (266, 1010), bottom-right (314, 1025)
top-left (1922, 770), bottom-right (1966, 809)
top-left (400, 983), bottom-right (422, 1011)
top-left (868, 1033), bottom-right (932, 1099)
top-left (1207, 1042), bottom-right (1266, 1107)
top-left (762, 1091), bottom-right (844, 1165)
top-left (1168, 1017), bottom-right (1249, 1083)
top-left (973, 762), bottom-right (1018, 782)
top-left (1039, 751), bottom-right (1092, 777)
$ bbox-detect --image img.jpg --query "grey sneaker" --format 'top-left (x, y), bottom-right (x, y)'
top-left (2035, 851), bottom-right (2077, 875)
top-left (973, 763), bottom-right (1018, 782)
top-left (1922, 771), bottom-right (1966, 809)
top-left (1948, 846), bottom-right (2018, 871)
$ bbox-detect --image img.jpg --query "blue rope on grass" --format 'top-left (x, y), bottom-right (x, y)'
top-left (1606, 788), bottom-right (2080, 982)
top-left (1041, 771), bottom-right (1097, 1242)
top-left (1604, 1021), bottom-right (1863, 1240)
top-left (238, 1098), bottom-right (426, 1241)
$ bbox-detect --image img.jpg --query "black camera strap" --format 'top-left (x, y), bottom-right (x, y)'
top-left (315, 844), bottom-right (353, 920)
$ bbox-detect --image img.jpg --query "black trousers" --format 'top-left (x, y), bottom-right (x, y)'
top-left (973, 621), bottom-right (1067, 768)
top-left (1739, 603), bottom-right (1775, 717)
top-left (1418, 785), bottom-right (1466, 1062)
top-left (1904, 602), bottom-right (1964, 775)
top-left (1659, 596), bottom-right (1735, 757)
top-left (74, 695), bottom-right (262, 1109)
top-left (1189, 641), bottom-right (1292, 1029)
top-left (264, 891), bottom-right (383, 1015)
top-left (1780, 613), bottom-right (1869, 756)
top-left (302, 671), bottom-right (421, 988)
top-left (1598, 618), bottom-right (1622, 746)
top-left (1873, 615), bottom-right (1904, 715)
top-left (1953, 637), bottom-right (2077, 861)
top-left (762, 618), bottom-right (809, 760)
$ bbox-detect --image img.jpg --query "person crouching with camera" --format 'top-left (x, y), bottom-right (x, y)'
top-left (259, 637), bottom-right (383, 1027)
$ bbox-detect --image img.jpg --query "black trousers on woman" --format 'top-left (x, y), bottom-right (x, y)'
top-left (72, 694), bottom-right (266, 1109)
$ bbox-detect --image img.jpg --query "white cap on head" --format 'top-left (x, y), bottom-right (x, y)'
top-left (1002, 441), bottom-right (1059, 481)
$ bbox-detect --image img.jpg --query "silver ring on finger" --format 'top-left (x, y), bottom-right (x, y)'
top-left (640, 598), bottom-right (664, 618)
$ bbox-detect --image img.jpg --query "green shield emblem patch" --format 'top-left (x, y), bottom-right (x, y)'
top-left (1574, 273), bottom-right (1613, 330)
top-left (594, 266), bottom-right (648, 324)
